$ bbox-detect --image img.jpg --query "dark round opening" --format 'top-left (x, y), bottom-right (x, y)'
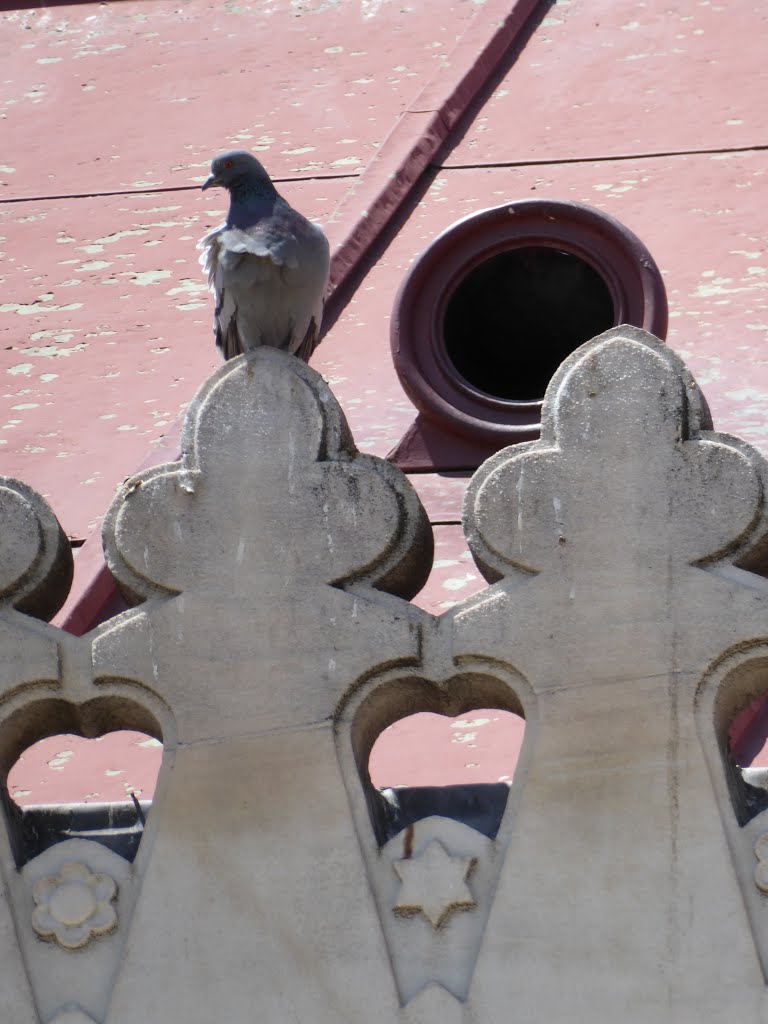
top-left (442, 246), bottom-right (616, 401)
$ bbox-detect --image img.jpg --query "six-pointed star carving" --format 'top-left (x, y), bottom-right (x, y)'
top-left (392, 839), bottom-right (476, 928)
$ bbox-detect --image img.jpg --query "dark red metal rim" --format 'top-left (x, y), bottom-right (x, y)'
top-left (390, 198), bottom-right (669, 444)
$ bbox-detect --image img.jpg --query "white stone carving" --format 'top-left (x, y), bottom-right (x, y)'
top-left (1, 331), bottom-right (768, 1021)
top-left (393, 839), bottom-right (476, 928)
top-left (336, 663), bottom-right (534, 1005)
top-left (15, 838), bottom-right (134, 1023)
top-left (0, 476), bottom-right (73, 620)
top-left (32, 862), bottom-right (117, 950)
top-left (754, 834), bottom-right (768, 894)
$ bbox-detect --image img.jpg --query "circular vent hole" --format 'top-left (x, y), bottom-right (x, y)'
top-left (443, 247), bottom-right (615, 401)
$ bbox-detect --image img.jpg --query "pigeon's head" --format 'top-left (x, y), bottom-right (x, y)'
top-left (201, 150), bottom-right (275, 197)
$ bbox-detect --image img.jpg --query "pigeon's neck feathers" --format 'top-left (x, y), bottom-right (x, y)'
top-left (228, 170), bottom-right (278, 202)
top-left (225, 173), bottom-right (282, 228)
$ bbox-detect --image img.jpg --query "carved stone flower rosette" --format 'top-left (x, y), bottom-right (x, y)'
top-left (32, 861), bottom-right (117, 950)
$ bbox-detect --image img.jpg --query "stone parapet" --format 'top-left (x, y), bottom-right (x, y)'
top-left (0, 329), bottom-right (767, 1021)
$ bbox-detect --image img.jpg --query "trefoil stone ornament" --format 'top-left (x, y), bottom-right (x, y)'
top-left (393, 839), bottom-right (477, 928)
top-left (32, 861), bottom-right (117, 950)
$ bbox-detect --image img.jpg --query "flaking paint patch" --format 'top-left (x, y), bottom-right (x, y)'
top-left (92, 228), bottom-right (149, 244)
top-left (125, 270), bottom-right (171, 286)
top-left (47, 750), bottom-right (73, 769)
top-left (443, 573), bottom-right (478, 591)
top-left (165, 279), bottom-right (208, 297)
top-left (726, 388), bottom-right (768, 401)
top-left (0, 299), bottom-right (83, 315)
top-left (77, 260), bottom-right (112, 271)
top-left (694, 276), bottom-right (768, 298)
top-left (29, 329), bottom-right (76, 342)
top-left (23, 343), bottom-right (89, 358)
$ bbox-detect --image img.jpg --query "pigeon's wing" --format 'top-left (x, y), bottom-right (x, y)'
top-left (198, 206), bottom-right (330, 360)
top-left (290, 221), bottom-right (331, 363)
top-left (198, 224), bottom-right (243, 358)
top-left (198, 222), bottom-right (225, 291)
top-left (259, 209), bottom-right (329, 360)
top-left (198, 224), bottom-right (277, 357)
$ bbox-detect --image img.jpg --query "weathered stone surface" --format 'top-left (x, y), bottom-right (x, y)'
top-left (4, 332), bottom-right (768, 1020)
top-left (97, 350), bottom-right (434, 1022)
top-left (0, 477), bottom-right (78, 1022)
top-left (15, 839), bottom-right (132, 1024)
top-left (102, 349), bottom-right (433, 605)
top-left (0, 478), bottom-right (72, 621)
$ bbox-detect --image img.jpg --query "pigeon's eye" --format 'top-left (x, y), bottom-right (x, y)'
top-left (222, 160), bottom-right (234, 169)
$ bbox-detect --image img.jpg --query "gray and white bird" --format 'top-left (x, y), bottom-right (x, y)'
top-left (198, 150), bottom-right (330, 361)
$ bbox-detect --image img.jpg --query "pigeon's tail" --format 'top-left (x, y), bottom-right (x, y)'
top-left (292, 315), bottom-right (320, 363)
top-left (217, 316), bottom-right (244, 361)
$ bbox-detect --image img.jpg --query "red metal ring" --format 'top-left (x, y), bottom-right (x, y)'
top-left (390, 199), bottom-right (668, 444)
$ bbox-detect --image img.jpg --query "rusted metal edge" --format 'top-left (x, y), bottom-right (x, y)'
top-left (55, 0), bottom-right (544, 636)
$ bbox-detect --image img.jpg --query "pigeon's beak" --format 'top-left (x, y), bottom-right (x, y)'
top-left (201, 174), bottom-right (219, 192)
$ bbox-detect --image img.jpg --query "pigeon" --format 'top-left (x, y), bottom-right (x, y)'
top-left (198, 150), bottom-right (331, 361)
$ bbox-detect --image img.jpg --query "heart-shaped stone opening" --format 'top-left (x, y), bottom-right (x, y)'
top-left (708, 656), bottom-right (768, 826)
top-left (1, 697), bottom-right (164, 867)
top-left (729, 693), bottom-right (768, 826)
top-left (350, 672), bottom-right (527, 846)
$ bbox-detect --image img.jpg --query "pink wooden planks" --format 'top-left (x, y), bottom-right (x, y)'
top-left (0, 0), bottom-right (483, 198)
top-left (444, 0), bottom-right (768, 166)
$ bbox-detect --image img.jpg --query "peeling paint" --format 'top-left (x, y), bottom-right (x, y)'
top-left (0, 298), bottom-right (83, 315)
top-left (77, 260), bottom-right (112, 271)
top-left (92, 229), bottom-right (149, 244)
top-left (124, 270), bottom-right (172, 286)
top-left (23, 344), bottom-right (89, 358)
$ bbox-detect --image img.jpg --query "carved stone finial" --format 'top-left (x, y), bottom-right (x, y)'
top-left (102, 349), bottom-right (433, 605)
top-left (465, 326), bottom-right (768, 583)
top-left (0, 477), bottom-right (72, 620)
